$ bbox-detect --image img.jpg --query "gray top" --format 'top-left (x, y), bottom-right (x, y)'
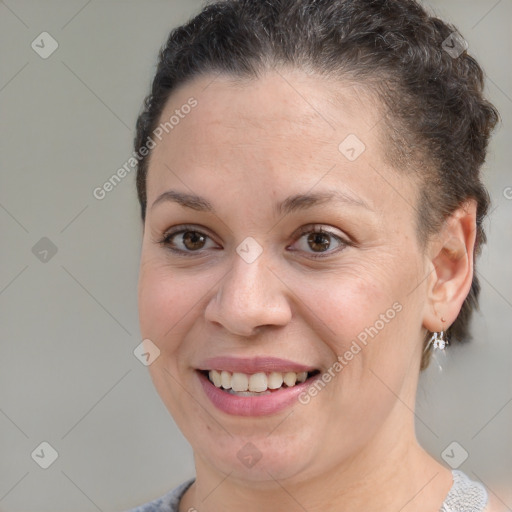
top-left (440, 470), bottom-right (489, 512)
top-left (126, 470), bottom-right (488, 512)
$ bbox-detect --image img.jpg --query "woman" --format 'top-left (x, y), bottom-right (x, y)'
top-left (128, 0), bottom-right (503, 510)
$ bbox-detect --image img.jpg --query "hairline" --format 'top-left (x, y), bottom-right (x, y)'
top-left (142, 67), bottom-right (434, 249)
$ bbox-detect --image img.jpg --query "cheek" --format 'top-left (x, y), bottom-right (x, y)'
top-left (137, 259), bottom-right (205, 415)
top-left (138, 260), bottom-right (201, 349)
top-left (293, 263), bottom-right (399, 349)
top-left (290, 257), bottom-right (419, 392)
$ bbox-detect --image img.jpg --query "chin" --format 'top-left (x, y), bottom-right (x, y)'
top-left (194, 428), bottom-right (323, 484)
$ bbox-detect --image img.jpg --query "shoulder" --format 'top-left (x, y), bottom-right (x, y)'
top-left (485, 493), bottom-right (509, 512)
top-left (440, 470), bottom-right (491, 512)
top-left (124, 479), bottom-right (195, 512)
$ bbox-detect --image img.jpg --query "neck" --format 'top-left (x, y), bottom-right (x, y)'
top-left (181, 416), bottom-right (453, 512)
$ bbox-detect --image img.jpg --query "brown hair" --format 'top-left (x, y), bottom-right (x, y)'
top-left (134, 0), bottom-right (499, 369)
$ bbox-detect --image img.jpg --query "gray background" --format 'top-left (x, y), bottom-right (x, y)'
top-left (0, 1), bottom-right (510, 510)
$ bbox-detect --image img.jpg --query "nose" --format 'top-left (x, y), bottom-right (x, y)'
top-left (204, 250), bottom-right (293, 337)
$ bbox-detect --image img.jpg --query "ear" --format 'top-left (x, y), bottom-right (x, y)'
top-left (422, 199), bottom-right (477, 333)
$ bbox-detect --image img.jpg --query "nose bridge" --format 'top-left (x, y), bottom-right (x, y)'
top-left (230, 251), bottom-right (269, 307)
top-left (205, 244), bottom-right (292, 336)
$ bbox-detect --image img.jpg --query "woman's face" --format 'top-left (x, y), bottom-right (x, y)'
top-left (138, 70), bottom-right (430, 483)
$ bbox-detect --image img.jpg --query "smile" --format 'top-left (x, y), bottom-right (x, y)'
top-left (202, 369), bottom-right (319, 395)
top-left (196, 357), bottom-right (322, 416)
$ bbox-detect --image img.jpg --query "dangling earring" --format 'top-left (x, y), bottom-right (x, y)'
top-left (424, 329), bottom-right (449, 372)
top-left (431, 330), bottom-right (448, 350)
top-left (424, 330), bottom-right (448, 353)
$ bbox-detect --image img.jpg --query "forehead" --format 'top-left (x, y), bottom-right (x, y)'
top-left (146, 70), bottom-right (418, 220)
top-left (154, 70), bottom-right (380, 154)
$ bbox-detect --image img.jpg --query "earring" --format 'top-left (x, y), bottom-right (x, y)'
top-left (431, 330), bottom-right (448, 350)
top-left (424, 328), bottom-right (449, 373)
top-left (423, 330), bottom-right (448, 354)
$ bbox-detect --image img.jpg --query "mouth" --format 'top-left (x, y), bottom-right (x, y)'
top-left (196, 360), bottom-right (322, 416)
top-left (199, 369), bottom-right (321, 396)
top-left (195, 356), bottom-right (323, 416)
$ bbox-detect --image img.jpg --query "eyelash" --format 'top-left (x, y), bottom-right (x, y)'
top-left (157, 224), bottom-right (351, 259)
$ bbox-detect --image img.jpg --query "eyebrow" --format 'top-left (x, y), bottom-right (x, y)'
top-left (276, 190), bottom-right (372, 215)
top-left (151, 190), bottom-right (214, 212)
top-left (150, 189), bottom-right (373, 215)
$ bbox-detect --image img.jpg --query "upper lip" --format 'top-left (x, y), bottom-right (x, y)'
top-left (197, 356), bottom-right (318, 374)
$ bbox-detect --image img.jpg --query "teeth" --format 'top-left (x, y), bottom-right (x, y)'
top-left (221, 370), bottom-right (231, 389)
top-left (207, 370), bottom-right (311, 393)
top-left (248, 372), bottom-right (267, 392)
top-left (267, 372), bottom-right (283, 389)
top-left (231, 372), bottom-right (249, 392)
top-left (297, 371), bottom-right (308, 383)
top-left (283, 371), bottom-right (297, 387)
top-left (227, 389), bottom-right (271, 396)
top-left (210, 370), bottom-right (222, 388)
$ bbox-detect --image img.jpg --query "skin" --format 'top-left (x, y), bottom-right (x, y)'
top-left (137, 69), bottom-right (486, 511)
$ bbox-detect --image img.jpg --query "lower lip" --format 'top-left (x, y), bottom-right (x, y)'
top-left (197, 371), bottom-right (317, 416)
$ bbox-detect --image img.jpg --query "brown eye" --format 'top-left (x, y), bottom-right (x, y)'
top-left (307, 232), bottom-right (331, 252)
top-left (159, 226), bottom-right (219, 255)
top-left (182, 231), bottom-right (207, 250)
top-left (289, 226), bottom-right (348, 258)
